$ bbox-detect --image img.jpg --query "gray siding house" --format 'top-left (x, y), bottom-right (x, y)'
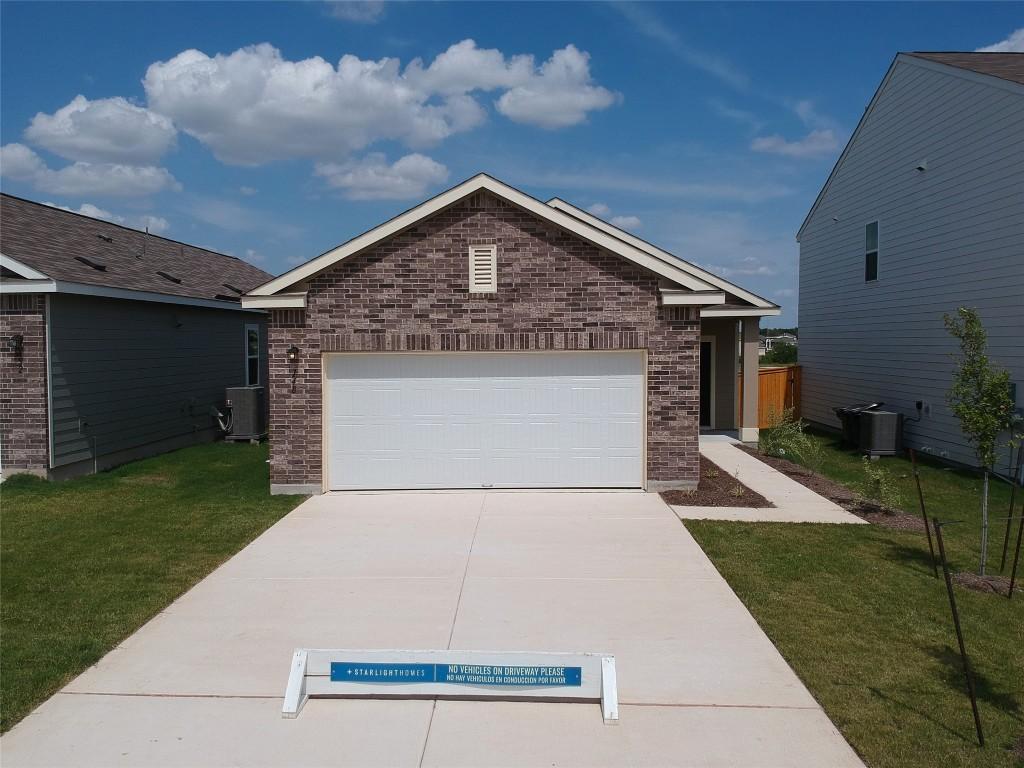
top-left (0, 194), bottom-right (272, 479)
top-left (797, 52), bottom-right (1023, 472)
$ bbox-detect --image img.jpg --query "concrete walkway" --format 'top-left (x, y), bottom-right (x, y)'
top-left (2, 491), bottom-right (863, 767)
top-left (670, 436), bottom-right (867, 524)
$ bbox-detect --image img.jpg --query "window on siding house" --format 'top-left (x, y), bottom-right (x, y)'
top-left (468, 245), bottom-right (497, 293)
top-left (245, 324), bottom-right (261, 386)
top-left (865, 221), bottom-right (879, 282)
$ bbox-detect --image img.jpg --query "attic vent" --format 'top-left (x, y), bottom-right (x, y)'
top-left (214, 293), bottom-right (241, 302)
top-left (75, 256), bottom-right (106, 271)
top-left (156, 270), bottom-right (182, 284)
top-left (468, 245), bottom-right (497, 293)
top-left (222, 283), bottom-right (244, 295)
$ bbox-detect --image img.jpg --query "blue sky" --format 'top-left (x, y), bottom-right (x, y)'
top-left (2, 2), bottom-right (1021, 325)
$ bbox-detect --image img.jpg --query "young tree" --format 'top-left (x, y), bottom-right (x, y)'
top-left (763, 341), bottom-right (797, 365)
top-left (944, 307), bottom-right (1015, 575)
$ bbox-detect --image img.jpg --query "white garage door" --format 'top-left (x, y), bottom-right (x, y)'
top-left (325, 351), bottom-right (644, 490)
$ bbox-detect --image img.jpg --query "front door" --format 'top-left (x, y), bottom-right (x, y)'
top-left (699, 341), bottom-right (712, 428)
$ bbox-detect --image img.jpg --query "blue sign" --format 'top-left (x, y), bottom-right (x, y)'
top-left (331, 662), bottom-right (582, 687)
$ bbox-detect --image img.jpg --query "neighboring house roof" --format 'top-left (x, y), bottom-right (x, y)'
top-left (796, 52), bottom-right (1024, 241)
top-left (1, 194), bottom-right (272, 308)
top-left (243, 173), bottom-right (779, 316)
top-left (906, 52), bottom-right (1024, 86)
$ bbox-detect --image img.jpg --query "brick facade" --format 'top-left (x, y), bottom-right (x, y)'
top-left (0, 294), bottom-right (49, 475)
top-left (268, 192), bottom-right (699, 490)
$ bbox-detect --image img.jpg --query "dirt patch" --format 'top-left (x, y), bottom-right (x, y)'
top-left (953, 571), bottom-right (1019, 597)
top-left (119, 474), bottom-right (174, 487)
top-left (661, 456), bottom-right (772, 508)
top-left (735, 444), bottom-right (926, 530)
top-left (1012, 733), bottom-right (1024, 761)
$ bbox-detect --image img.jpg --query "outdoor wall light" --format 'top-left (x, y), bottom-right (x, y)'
top-left (915, 160), bottom-right (928, 172)
top-left (287, 345), bottom-right (300, 361)
top-left (7, 334), bottom-right (24, 354)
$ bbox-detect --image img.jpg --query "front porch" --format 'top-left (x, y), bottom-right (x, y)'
top-left (699, 315), bottom-right (765, 443)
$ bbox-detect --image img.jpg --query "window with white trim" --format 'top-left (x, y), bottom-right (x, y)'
top-left (245, 323), bottom-right (261, 386)
top-left (865, 221), bottom-right (879, 282)
top-left (468, 245), bottom-right (497, 293)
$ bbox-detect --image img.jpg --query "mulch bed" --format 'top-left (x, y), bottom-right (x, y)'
top-left (660, 456), bottom-right (772, 508)
top-left (952, 571), bottom-right (1019, 597)
top-left (735, 444), bottom-right (926, 531)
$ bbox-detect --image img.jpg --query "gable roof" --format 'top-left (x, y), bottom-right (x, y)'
top-left (245, 173), bottom-right (776, 314)
top-left (797, 52), bottom-right (1024, 241)
top-left (545, 198), bottom-right (777, 310)
top-left (906, 52), bottom-right (1024, 86)
top-left (0, 194), bottom-right (272, 306)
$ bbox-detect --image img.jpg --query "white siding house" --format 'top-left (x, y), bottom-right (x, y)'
top-left (797, 52), bottom-right (1023, 473)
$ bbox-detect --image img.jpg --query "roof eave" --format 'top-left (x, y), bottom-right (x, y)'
top-left (246, 174), bottom-right (718, 298)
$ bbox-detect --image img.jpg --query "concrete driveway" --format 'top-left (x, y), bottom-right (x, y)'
top-left (2, 491), bottom-right (863, 767)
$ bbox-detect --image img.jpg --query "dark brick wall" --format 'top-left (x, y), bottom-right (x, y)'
top-left (0, 294), bottom-right (49, 474)
top-left (268, 192), bottom-right (699, 488)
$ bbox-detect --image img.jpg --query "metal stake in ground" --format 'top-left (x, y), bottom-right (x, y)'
top-left (932, 517), bottom-right (984, 747)
top-left (998, 443), bottom-right (1023, 572)
top-left (910, 449), bottom-right (938, 577)
top-left (1008, 503), bottom-right (1023, 601)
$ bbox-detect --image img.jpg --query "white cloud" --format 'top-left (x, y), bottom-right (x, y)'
top-left (239, 185), bottom-right (258, 195)
top-left (774, 287), bottom-right (795, 298)
top-left (610, 214), bottom-right (641, 229)
top-left (44, 201), bottom-right (118, 220)
top-left (244, 248), bottom-right (267, 265)
top-left (587, 202), bottom-right (611, 216)
top-left (710, 100), bottom-right (763, 132)
top-left (24, 95), bottom-right (176, 164)
top-left (976, 28), bottom-right (1024, 52)
top-left (315, 152), bottom-right (449, 200)
top-left (42, 200), bottom-right (170, 234)
top-left (0, 142), bottom-right (47, 179)
top-left (750, 129), bottom-right (840, 158)
top-left (138, 215), bottom-right (170, 234)
top-left (1, 143), bottom-right (180, 196)
top-left (612, 4), bottom-right (748, 90)
top-left (326, 1), bottom-right (385, 24)
top-left (142, 41), bottom-right (618, 166)
top-left (495, 45), bottom-right (619, 129)
top-left (406, 38), bottom-right (533, 95)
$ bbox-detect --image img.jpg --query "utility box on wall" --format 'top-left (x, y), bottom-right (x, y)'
top-left (225, 386), bottom-right (266, 442)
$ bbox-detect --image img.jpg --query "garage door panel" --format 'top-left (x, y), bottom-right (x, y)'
top-left (326, 352), bottom-right (644, 490)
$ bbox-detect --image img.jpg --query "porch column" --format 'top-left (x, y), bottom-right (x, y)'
top-left (740, 316), bottom-right (759, 442)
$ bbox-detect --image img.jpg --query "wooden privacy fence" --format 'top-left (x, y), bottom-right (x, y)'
top-left (737, 365), bottom-right (802, 429)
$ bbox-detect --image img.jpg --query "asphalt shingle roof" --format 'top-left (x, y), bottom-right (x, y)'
top-left (0, 194), bottom-right (272, 302)
top-left (907, 52), bottom-right (1024, 86)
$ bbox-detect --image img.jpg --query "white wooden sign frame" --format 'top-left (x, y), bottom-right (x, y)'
top-left (283, 648), bottom-right (618, 724)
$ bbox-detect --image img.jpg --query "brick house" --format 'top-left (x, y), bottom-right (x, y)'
top-left (0, 194), bottom-right (271, 479)
top-left (242, 174), bottom-right (779, 494)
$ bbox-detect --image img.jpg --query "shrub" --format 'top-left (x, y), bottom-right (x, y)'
top-left (855, 456), bottom-right (904, 511)
top-left (758, 407), bottom-right (823, 474)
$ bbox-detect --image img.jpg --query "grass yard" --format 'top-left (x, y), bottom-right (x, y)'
top-left (0, 442), bottom-right (305, 732)
top-left (687, 432), bottom-right (1024, 768)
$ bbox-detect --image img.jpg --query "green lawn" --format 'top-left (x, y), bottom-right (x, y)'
top-left (0, 442), bottom-right (305, 732)
top-left (687, 432), bottom-right (1024, 768)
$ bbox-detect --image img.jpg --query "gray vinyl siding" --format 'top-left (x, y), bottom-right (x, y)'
top-left (48, 294), bottom-right (266, 467)
top-left (798, 58), bottom-right (1024, 473)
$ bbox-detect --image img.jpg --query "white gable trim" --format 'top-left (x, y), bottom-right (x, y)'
top-left (548, 199), bottom-right (777, 310)
top-left (660, 289), bottom-right (725, 306)
top-left (240, 292), bottom-right (307, 309)
top-left (0, 253), bottom-right (50, 280)
top-left (796, 53), bottom-right (1024, 242)
top-left (248, 174), bottom-right (718, 297)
